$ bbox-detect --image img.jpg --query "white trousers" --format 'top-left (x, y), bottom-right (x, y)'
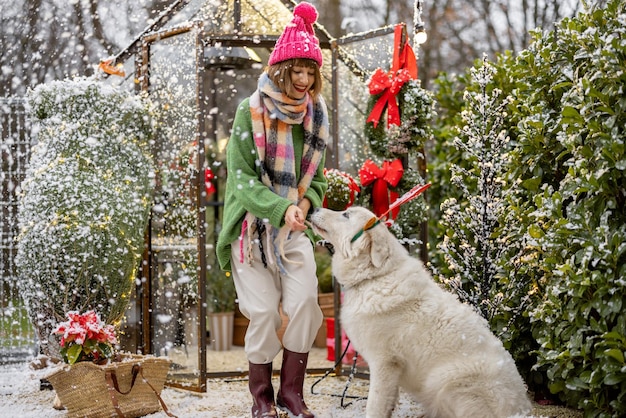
top-left (230, 230), bottom-right (323, 364)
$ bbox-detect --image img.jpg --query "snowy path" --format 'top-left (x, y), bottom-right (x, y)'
top-left (0, 361), bottom-right (420, 417)
top-left (0, 362), bottom-right (581, 417)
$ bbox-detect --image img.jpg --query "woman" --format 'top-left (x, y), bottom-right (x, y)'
top-left (215, 3), bottom-right (329, 417)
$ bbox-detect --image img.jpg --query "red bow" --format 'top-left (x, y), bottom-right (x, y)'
top-left (366, 25), bottom-right (418, 128)
top-left (359, 159), bottom-right (404, 219)
top-left (205, 167), bottom-right (216, 197)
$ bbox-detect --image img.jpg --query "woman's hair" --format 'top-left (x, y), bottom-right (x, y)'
top-left (266, 58), bottom-right (323, 100)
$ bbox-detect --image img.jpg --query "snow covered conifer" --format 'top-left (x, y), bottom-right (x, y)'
top-left (435, 57), bottom-right (528, 324)
top-left (16, 77), bottom-right (155, 357)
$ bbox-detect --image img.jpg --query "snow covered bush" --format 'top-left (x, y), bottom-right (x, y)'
top-left (511, 2), bottom-right (626, 415)
top-left (434, 57), bottom-right (530, 328)
top-left (429, 0), bottom-right (625, 415)
top-left (323, 168), bottom-right (360, 211)
top-left (16, 77), bottom-right (155, 358)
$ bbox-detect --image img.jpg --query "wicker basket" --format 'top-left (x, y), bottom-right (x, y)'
top-left (46, 355), bottom-right (174, 418)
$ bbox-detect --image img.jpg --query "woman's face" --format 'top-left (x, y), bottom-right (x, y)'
top-left (288, 65), bottom-right (315, 99)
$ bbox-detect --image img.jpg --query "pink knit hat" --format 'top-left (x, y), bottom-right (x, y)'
top-left (268, 2), bottom-right (323, 67)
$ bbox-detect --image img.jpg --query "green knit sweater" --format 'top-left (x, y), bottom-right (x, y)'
top-left (215, 97), bottom-right (328, 272)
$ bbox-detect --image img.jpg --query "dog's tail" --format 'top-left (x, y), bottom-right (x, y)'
top-left (422, 361), bottom-right (532, 418)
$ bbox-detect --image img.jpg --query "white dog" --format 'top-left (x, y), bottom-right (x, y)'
top-left (310, 206), bottom-right (532, 418)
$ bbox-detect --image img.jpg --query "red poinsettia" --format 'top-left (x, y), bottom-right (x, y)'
top-left (53, 310), bottom-right (118, 365)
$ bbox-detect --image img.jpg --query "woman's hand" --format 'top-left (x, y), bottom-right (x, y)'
top-left (285, 204), bottom-right (307, 231)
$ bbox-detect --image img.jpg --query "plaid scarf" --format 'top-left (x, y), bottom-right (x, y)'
top-left (243, 72), bottom-right (328, 269)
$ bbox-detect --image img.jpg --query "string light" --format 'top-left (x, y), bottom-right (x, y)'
top-left (413, 0), bottom-right (428, 45)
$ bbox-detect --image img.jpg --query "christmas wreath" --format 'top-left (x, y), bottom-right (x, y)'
top-left (357, 24), bottom-right (433, 242)
top-left (365, 79), bottom-right (435, 159)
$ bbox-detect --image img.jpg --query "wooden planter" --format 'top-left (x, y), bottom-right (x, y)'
top-left (233, 305), bottom-right (248, 347)
top-left (318, 292), bottom-right (335, 318)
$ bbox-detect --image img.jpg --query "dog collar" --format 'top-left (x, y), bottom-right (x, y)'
top-left (351, 217), bottom-right (381, 243)
top-left (349, 183), bottom-right (432, 243)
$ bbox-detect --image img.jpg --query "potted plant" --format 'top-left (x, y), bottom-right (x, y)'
top-left (207, 266), bottom-right (237, 351)
top-left (46, 310), bottom-right (172, 417)
top-left (315, 247), bottom-right (334, 315)
top-left (315, 168), bottom-right (359, 348)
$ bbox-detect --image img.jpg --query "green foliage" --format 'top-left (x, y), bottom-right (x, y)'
top-left (429, 0), bottom-right (626, 415)
top-left (0, 300), bottom-right (34, 349)
top-left (207, 266), bottom-right (237, 313)
top-left (61, 340), bottom-right (113, 365)
top-left (315, 247), bottom-right (333, 294)
top-left (511, 2), bottom-right (626, 415)
top-left (16, 77), bottom-right (155, 356)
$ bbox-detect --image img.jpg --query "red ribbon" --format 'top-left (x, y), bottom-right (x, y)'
top-left (359, 159), bottom-right (404, 219)
top-left (366, 25), bottom-right (418, 128)
top-left (204, 167), bottom-right (216, 196)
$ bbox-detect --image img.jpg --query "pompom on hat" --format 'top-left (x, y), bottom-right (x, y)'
top-left (268, 2), bottom-right (323, 67)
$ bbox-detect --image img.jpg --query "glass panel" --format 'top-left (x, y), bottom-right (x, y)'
top-left (161, 0), bottom-right (293, 36)
top-left (0, 98), bottom-right (37, 362)
top-left (202, 45), bottom-right (340, 376)
top-left (334, 31), bottom-right (396, 176)
top-left (203, 56), bottom-right (260, 375)
top-left (128, 5), bottom-right (396, 382)
top-left (147, 28), bottom-right (203, 389)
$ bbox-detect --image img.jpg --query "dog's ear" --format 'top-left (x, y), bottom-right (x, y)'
top-left (337, 235), bottom-right (353, 260)
top-left (342, 224), bottom-right (370, 261)
top-left (368, 224), bottom-right (390, 268)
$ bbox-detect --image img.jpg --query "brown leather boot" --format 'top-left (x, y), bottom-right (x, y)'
top-left (276, 349), bottom-right (314, 418)
top-left (248, 362), bottom-right (278, 417)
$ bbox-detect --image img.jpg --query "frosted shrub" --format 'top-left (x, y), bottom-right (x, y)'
top-left (434, 57), bottom-right (529, 326)
top-left (16, 77), bottom-right (155, 357)
top-left (430, 1), bottom-right (626, 414)
top-left (512, 2), bottom-right (626, 414)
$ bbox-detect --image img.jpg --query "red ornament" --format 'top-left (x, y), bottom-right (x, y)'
top-left (204, 167), bottom-right (216, 196)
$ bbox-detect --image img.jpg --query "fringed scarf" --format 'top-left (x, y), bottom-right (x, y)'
top-left (241, 72), bottom-right (329, 270)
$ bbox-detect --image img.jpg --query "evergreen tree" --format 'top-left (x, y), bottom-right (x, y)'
top-left (435, 57), bottom-right (529, 326)
top-left (15, 77), bottom-right (155, 357)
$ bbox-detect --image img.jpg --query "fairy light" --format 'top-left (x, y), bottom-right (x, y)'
top-left (413, 0), bottom-right (428, 45)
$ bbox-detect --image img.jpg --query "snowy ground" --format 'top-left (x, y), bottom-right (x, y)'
top-left (0, 357), bottom-right (582, 418)
top-left (0, 360), bottom-right (418, 418)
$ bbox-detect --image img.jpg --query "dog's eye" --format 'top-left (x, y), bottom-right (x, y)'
top-left (342, 212), bottom-right (349, 219)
